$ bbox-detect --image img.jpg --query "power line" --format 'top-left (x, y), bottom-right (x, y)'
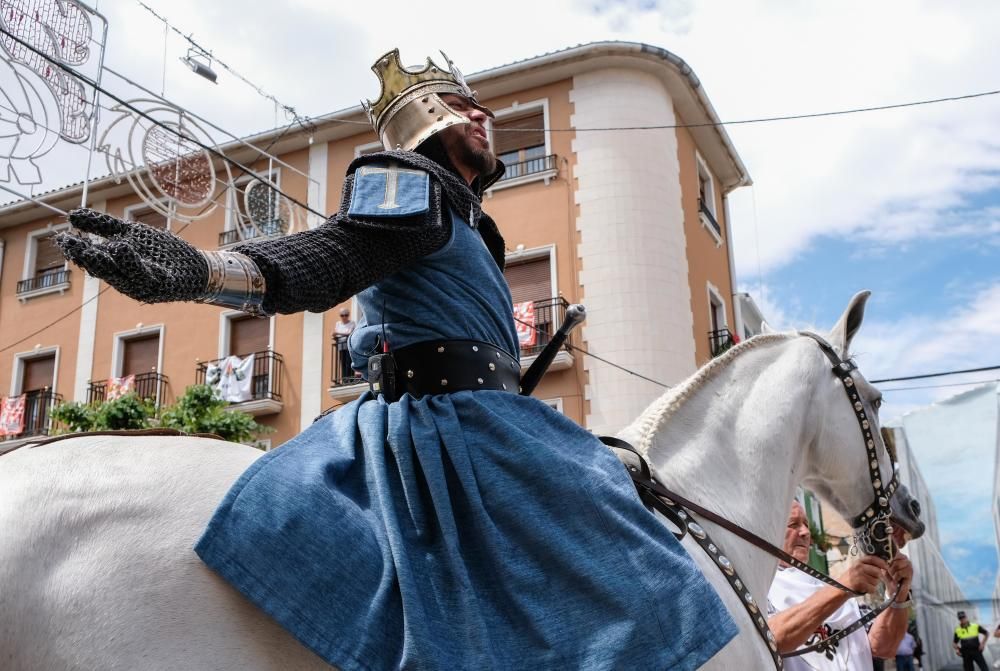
top-left (870, 365), bottom-right (1000, 384)
top-left (880, 379), bottom-right (999, 394)
top-left (493, 87), bottom-right (1000, 133)
top-left (134, 0), bottom-right (316, 133)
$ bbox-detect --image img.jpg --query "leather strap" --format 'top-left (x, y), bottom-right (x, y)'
top-left (372, 339), bottom-right (520, 401)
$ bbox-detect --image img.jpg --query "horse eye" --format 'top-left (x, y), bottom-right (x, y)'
top-left (873, 397), bottom-right (883, 410)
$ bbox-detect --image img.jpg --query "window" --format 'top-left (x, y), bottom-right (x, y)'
top-left (125, 203), bottom-right (168, 230)
top-left (222, 171), bottom-right (287, 245)
top-left (121, 333), bottom-right (160, 377)
top-left (696, 153), bottom-right (721, 239)
top-left (228, 315), bottom-right (269, 356)
top-left (490, 102), bottom-right (554, 185)
top-left (505, 256), bottom-right (552, 305)
top-left (22, 353), bottom-right (55, 393)
top-left (18, 227), bottom-right (71, 298)
top-left (504, 251), bottom-right (556, 356)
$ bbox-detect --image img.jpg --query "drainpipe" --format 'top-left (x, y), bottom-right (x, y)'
top-left (722, 194), bottom-right (743, 339)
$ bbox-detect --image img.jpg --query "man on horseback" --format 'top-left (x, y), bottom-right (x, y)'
top-left (767, 501), bottom-right (914, 670)
top-left (55, 49), bottom-right (738, 670)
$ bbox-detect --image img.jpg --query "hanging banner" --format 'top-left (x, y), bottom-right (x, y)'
top-left (207, 354), bottom-right (255, 403)
top-left (106, 374), bottom-right (135, 400)
top-left (513, 301), bottom-right (536, 349)
top-left (0, 394), bottom-right (26, 436)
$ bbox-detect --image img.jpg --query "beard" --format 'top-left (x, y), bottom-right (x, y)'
top-left (433, 125), bottom-right (497, 179)
top-left (454, 135), bottom-right (497, 177)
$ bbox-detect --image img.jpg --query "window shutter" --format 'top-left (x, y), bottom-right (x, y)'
top-left (129, 206), bottom-right (168, 229)
top-left (22, 355), bottom-right (55, 392)
top-left (504, 257), bottom-right (552, 304)
top-left (229, 316), bottom-right (268, 356)
top-left (493, 112), bottom-right (544, 156)
top-left (34, 235), bottom-right (64, 274)
top-left (122, 334), bottom-right (159, 376)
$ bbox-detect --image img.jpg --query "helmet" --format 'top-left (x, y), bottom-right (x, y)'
top-left (363, 49), bottom-right (494, 151)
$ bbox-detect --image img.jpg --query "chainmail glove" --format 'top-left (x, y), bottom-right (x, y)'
top-left (56, 208), bottom-right (209, 303)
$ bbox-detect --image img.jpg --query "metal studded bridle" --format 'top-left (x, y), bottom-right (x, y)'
top-left (799, 331), bottom-right (899, 561)
top-left (605, 332), bottom-right (902, 670)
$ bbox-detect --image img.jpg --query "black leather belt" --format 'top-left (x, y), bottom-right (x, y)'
top-left (368, 339), bottom-right (521, 402)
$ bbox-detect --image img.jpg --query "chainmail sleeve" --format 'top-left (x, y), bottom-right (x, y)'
top-left (232, 175), bottom-right (451, 315)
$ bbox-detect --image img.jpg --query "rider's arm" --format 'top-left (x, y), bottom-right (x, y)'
top-left (768, 585), bottom-right (851, 653)
top-left (868, 607), bottom-right (908, 658)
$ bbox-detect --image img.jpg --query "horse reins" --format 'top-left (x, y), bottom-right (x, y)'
top-left (606, 332), bottom-right (903, 670)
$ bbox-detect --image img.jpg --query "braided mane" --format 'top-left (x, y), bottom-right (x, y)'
top-left (633, 333), bottom-right (795, 455)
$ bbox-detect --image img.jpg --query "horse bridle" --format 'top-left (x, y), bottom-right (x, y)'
top-left (605, 332), bottom-right (902, 670)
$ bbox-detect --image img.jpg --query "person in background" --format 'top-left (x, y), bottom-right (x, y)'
top-left (334, 307), bottom-right (356, 381)
top-left (768, 501), bottom-right (913, 671)
top-left (954, 610), bottom-right (989, 671)
top-left (894, 629), bottom-right (917, 671)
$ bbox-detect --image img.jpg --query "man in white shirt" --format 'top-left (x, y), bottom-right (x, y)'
top-left (334, 308), bottom-right (357, 382)
top-left (767, 501), bottom-right (914, 670)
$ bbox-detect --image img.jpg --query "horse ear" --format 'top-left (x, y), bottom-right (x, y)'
top-left (828, 290), bottom-right (871, 356)
top-left (760, 321), bottom-right (776, 335)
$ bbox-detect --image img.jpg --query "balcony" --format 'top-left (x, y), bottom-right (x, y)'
top-left (328, 296), bottom-right (575, 401)
top-left (17, 268), bottom-right (71, 301)
top-left (489, 154), bottom-right (558, 193)
top-left (708, 328), bottom-right (736, 358)
top-left (698, 198), bottom-right (722, 238)
top-left (87, 372), bottom-right (169, 407)
top-left (0, 389), bottom-right (62, 449)
top-left (195, 350), bottom-right (283, 415)
top-left (329, 334), bottom-right (367, 401)
top-left (218, 218), bottom-right (288, 248)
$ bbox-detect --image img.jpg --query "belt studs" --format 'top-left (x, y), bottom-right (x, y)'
top-left (488, 363), bottom-right (496, 371)
top-left (441, 379), bottom-right (448, 386)
top-left (437, 346), bottom-right (445, 353)
top-left (472, 345), bottom-right (479, 352)
top-left (477, 377), bottom-right (484, 384)
top-left (407, 370), bottom-right (414, 378)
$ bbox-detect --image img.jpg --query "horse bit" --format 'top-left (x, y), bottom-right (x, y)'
top-left (604, 332), bottom-right (901, 670)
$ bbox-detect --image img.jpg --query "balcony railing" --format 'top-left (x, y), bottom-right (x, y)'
top-left (698, 198), bottom-right (722, 237)
top-left (195, 350), bottom-right (283, 403)
top-left (2, 389), bottom-right (62, 440)
top-left (708, 328), bottom-right (736, 358)
top-left (518, 296), bottom-right (568, 357)
top-left (218, 218), bottom-right (287, 247)
top-left (87, 372), bottom-right (169, 406)
top-left (331, 335), bottom-right (365, 388)
top-left (17, 268), bottom-right (70, 295)
top-left (498, 154), bottom-right (557, 183)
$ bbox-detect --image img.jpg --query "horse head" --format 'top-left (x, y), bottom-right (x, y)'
top-left (798, 290), bottom-right (925, 556)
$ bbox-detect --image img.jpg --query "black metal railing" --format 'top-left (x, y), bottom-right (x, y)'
top-left (87, 372), bottom-right (170, 406)
top-left (331, 335), bottom-right (365, 387)
top-left (708, 328), bottom-right (736, 357)
top-left (16, 269), bottom-right (70, 295)
top-left (2, 389), bottom-right (62, 439)
top-left (498, 154), bottom-right (557, 182)
top-left (518, 296), bottom-right (568, 357)
top-left (218, 219), bottom-right (288, 247)
top-left (698, 198), bottom-right (721, 237)
top-left (195, 350), bottom-right (283, 403)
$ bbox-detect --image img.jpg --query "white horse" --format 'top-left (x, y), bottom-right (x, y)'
top-left (0, 291), bottom-right (923, 670)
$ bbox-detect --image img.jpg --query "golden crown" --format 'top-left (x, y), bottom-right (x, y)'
top-left (364, 49), bottom-right (473, 125)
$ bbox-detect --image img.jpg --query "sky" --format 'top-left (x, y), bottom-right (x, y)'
top-left (2, 0), bottom-right (998, 611)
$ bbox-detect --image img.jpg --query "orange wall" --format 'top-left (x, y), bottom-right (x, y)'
top-left (676, 124), bottom-right (737, 367)
top-left (0, 212), bottom-right (83, 401)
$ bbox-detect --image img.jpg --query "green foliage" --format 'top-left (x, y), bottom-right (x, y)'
top-left (52, 385), bottom-right (271, 445)
top-left (52, 394), bottom-right (154, 432)
top-left (159, 384), bottom-right (270, 444)
top-left (809, 522), bottom-right (831, 552)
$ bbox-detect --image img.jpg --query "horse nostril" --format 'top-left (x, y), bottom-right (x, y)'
top-left (909, 500), bottom-right (921, 517)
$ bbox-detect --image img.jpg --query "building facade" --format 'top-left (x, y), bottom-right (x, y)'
top-left (0, 42), bottom-right (750, 449)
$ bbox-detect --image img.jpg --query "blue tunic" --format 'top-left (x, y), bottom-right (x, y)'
top-left (195, 170), bottom-right (737, 670)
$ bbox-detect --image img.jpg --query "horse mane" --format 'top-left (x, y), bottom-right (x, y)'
top-left (632, 333), bottom-right (795, 455)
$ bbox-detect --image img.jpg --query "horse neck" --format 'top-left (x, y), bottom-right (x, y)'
top-left (625, 336), bottom-right (820, 603)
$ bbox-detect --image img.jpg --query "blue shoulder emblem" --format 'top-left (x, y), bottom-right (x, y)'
top-left (348, 163), bottom-right (430, 218)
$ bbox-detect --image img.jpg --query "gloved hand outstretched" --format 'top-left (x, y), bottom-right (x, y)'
top-left (56, 208), bottom-right (209, 303)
